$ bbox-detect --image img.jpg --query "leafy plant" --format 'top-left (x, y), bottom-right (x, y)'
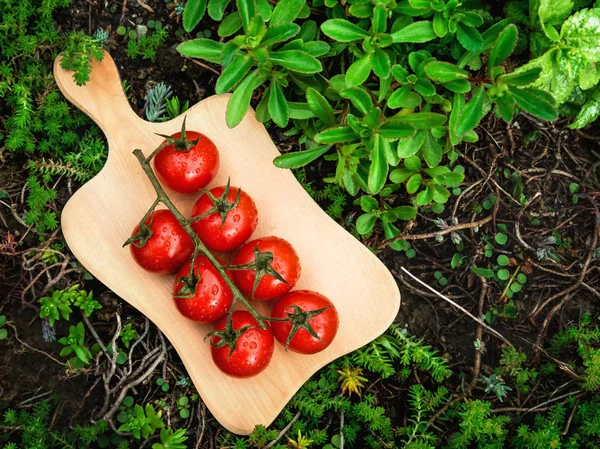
top-left (60, 31), bottom-right (105, 85)
top-left (58, 322), bottom-right (93, 366)
top-left (146, 83), bottom-right (174, 122)
top-left (152, 428), bottom-right (188, 449)
top-left (117, 403), bottom-right (165, 439)
top-left (0, 315), bottom-right (8, 340)
top-left (495, 346), bottom-right (538, 394)
top-left (39, 285), bottom-right (101, 326)
top-left (120, 323), bottom-right (139, 348)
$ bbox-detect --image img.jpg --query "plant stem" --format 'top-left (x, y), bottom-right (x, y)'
top-left (132, 149), bottom-right (267, 328)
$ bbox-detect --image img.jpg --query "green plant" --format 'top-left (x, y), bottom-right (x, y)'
top-left (177, 396), bottom-right (190, 419)
top-left (152, 428), bottom-right (188, 449)
top-left (126, 28), bottom-right (168, 61)
top-left (117, 403), bottom-right (165, 439)
top-left (481, 374), bottom-right (512, 402)
top-left (60, 31), bottom-right (105, 85)
top-left (166, 96), bottom-right (190, 119)
top-left (39, 285), bottom-right (101, 326)
top-left (495, 346), bottom-right (538, 394)
top-left (0, 315), bottom-right (7, 340)
top-left (157, 377), bottom-right (170, 392)
top-left (120, 323), bottom-right (138, 348)
top-left (146, 83), bottom-right (173, 122)
top-left (446, 400), bottom-right (510, 448)
top-left (58, 322), bottom-right (93, 366)
top-left (550, 314), bottom-right (600, 390)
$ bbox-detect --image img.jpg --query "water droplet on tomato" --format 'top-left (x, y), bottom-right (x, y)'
top-left (233, 215), bottom-right (240, 222)
top-left (242, 342), bottom-right (248, 347)
top-left (249, 342), bottom-right (257, 350)
top-left (211, 284), bottom-right (219, 295)
top-left (195, 169), bottom-right (200, 173)
top-left (182, 162), bottom-right (187, 167)
top-left (165, 241), bottom-right (170, 247)
top-left (162, 227), bottom-right (167, 232)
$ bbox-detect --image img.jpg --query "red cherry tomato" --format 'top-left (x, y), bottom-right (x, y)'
top-left (172, 256), bottom-right (234, 323)
top-left (211, 311), bottom-right (274, 378)
top-left (271, 290), bottom-right (339, 354)
top-left (129, 209), bottom-right (193, 274)
top-left (232, 236), bottom-right (300, 300)
top-left (191, 186), bottom-right (258, 252)
top-left (154, 131), bottom-right (219, 194)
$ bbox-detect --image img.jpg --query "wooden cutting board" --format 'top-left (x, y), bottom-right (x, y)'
top-left (54, 51), bottom-right (401, 435)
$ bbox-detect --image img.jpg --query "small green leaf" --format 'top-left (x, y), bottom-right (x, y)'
top-left (454, 87), bottom-right (485, 137)
top-left (499, 68), bottom-right (541, 86)
top-left (273, 145), bottom-right (330, 168)
top-left (321, 19), bottom-right (370, 42)
top-left (387, 85), bottom-right (412, 109)
top-left (368, 136), bottom-right (388, 194)
top-left (390, 168), bottom-right (412, 183)
top-left (216, 54), bottom-right (253, 94)
top-left (226, 70), bottom-right (259, 128)
top-left (471, 267), bottom-right (495, 279)
top-left (268, 81), bottom-right (289, 127)
top-left (391, 21), bottom-right (436, 43)
top-left (422, 131), bottom-right (442, 168)
top-left (495, 233), bottom-right (508, 245)
top-left (218, 12), bottom-right (243, 37)
top-left (183, 0), bottom-right (208, 32)
top-left (237, 0), bottom-right (256, 32)
top-left (425, 61), bottom-right (469, 83)
top-left (397, 130), bottom-right (426, 158)
top-left (177, 39), bottom-right (223, 64)
top-left (270, 0), bottom-right (306, 26)
top-left (396, 112), bottom-right (446, 129)
top-left (406, 174), bottom-right (422, 194)
top-left (508, 86), bottom-right (557, 121)
top-left (315, 125), bottom-right (360, 144)
top-left (371, 48), bottom-right (391, 78)
top-left (488, 24), bottom-right (518, 73)
top-left (456, 22), bottom-right (483, 52)
top-left (497, 255), bottom-right (510, 266)
top-left (346, 54), bottom-right (372, 87)
top-left (404, 155), bottom-right (421, 172)
top-left (497, 269), bottom-right (510, 280)
top-left (208, 0), bottom-right (232, 20)
top-left (340, 87), bottom-right (373, 115)
top-left (378, 119), bottom-right (416, 139)
top-left (393, 206), bottom-right (418, 220)
top-left (306, 88), bottom-right (337, 126)
top-left (288, 102), bottom-right (315, 119)
top-left (357, 213), bottom-right (377, 234)
top-left (262, 23), bottom-right (301, 46)
top-left (360, 196), bottom-right (378, 213)
top-left (269, 50), bottom-right (322, 73)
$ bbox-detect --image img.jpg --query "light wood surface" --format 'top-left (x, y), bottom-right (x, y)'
top-left (54, 51), bottom-right (401, 435)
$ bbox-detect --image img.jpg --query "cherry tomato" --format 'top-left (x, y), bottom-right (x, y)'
top-left (271, 290), bottom-right (338, 354)
top-left (211, 311), bottom-right (274, 378)
top-left (191, 185), bottom-right (258, 252)
top-left (172, 256), bottom-right (234, 323)
top-left (154, 130), bottom-right (219, 194)
top-left (129, 209), bottom-right (193, 274)
top-left (232, 236), bottom-right (301, 300)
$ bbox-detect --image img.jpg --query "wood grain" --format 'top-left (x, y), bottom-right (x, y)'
top-left (53, 51), bottom-right (401, 435)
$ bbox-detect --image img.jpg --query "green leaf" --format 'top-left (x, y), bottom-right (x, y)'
top-left (0, 329), bottom-right (7, 340)
top-left (346, 54), bottom-right (372, 87)
top-left (315, 125), bottom-right (360, 144)
top-left (271, 0), bottom-right (306, 26)
top-left (321, 19), bottom-right (370, 42)
top-left (497, 255), bottom-right (510, 266)
top-left (415, 187), bottom-right (433, 205)
top-left (216, 54), bottom-right (253, 94)
top-left (262, 24), bottom-right (300, 46)
top-left (372, 48), bottom-right (391, 78)
top-left (560, 8), bottom-right (600, 61)
top-left (441, 172), bottom-right (464, 187)
top-left (499, 68), bottom-right (541, 86)
top-left (183, 0), bottom-right (207, 32)
top-left (390, 168), bottom-right (412, 183)
top-left (395, 112), bottom-right (446, 129)
top-left (433, 11), bottom-right (449, 37)
top-left (357, 213), bottom-right (377, 235)
top-left (360, 196), bottom-right (379, 212)
top-left (497, 269), bottom-right (510, 281)
top-left (495, 232), bottom-right (508, 245)
top-left (534, 0), bottom-right (574, 29)
top-left (471, 267), bottom-right (495, 279)
top-left (570, 87), bottom-right (600, 128)
top-left (378, 119), bottom-right (416, 139)
top-left (391, 21), bottom-right (436, 43)
top-left (454, 87), bottom-right (485, 137)
top-left (509, 86), bottom-right (557, 121)
top-left (268, 81), bottom-right (289, 127)
top-left (288, 102), bottom-right (315, 119)
top-left (393, 206), bottom-right (418, 220)
top-left (488, 24), bottom-right (518, 73)
top-left (306, 88), bottom-right (337, 126)
top-left (404, 155), bottom-right (421, 172)
top-left (237, 0), bottom-right (256, 32)
top-left (397, 130), bottom-right (426, 158)
top-left (303, 41), bottom-right (331, 57)
top-left (372, 4), bottom-right (387, 34)
top-left (406, 173), bottom-right (422, 194)
top-left (226, 70), bottom-right (258, 128)
top-left (368, 136), bottom-right (388, 194)
top-left (269, 51), bottom-right (322, 73)
top-left (177, 39), bottom-right (223, 64)
top-left (422, 131), bottom-right (442, 168)
top-left (340, 87), bottom-right (373, 115)
top-left (387, 85), bottom-right (412, 109)
top-left (218, 12), bottom-right (243, 37)
top-left (456, 22), bottom-right (483, 52)
top-left (425, 61), bottom-right (469, 83)
top-left (208, 0), bottom-right (231, 20)
top-left (274, 146), bottom-right (331, 168)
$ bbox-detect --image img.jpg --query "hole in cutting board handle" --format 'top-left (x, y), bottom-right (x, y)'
top-left (53, 50), bottom-right (142, 136)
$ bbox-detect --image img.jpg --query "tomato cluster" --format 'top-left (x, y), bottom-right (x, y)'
top-left (126, 124), bottom-right (339, 378)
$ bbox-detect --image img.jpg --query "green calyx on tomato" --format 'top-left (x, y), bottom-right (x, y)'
top-left (206, 320), bottom-right (254, 357)
top-left (173, 264), bottom-right (200, 299)
top-left (227, 245), bottom-right (289, 298)
top-left (276, 304), bottom-right (331, 350)
top-left (155, 116), bottom-right (200, 152)
top-left (189, 178), bottom-right (241, 227)
top-left (123, 204), bottom-right (158, 248)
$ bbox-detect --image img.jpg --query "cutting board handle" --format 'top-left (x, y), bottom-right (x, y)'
top-left (54, 50), bottom-right (142, 136)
